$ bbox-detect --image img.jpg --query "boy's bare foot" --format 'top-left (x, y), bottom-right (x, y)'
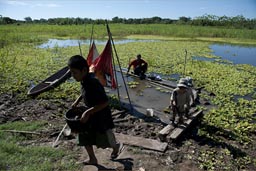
top-left (83, 158), bottom-right (98, 165)
top-left (111, 143), bottom-right (124, 159)
top-left (76, 158), bottom-right (98, 165)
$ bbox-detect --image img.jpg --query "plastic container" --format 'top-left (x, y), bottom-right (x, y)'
top-left (146, 108), bottom-right (154, 117)
top-left (65, 106), bottom-right (90, 132)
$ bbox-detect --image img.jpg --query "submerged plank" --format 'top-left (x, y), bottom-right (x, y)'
top-left (120, 68), bottom-right (177, 89)
top-left (168, 110), bottom-right (203, 140)
top-left (115, 133), bottom-right (168, 152)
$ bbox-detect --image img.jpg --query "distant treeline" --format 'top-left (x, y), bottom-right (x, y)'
top-left (0, 14), bottom-right (255, 29)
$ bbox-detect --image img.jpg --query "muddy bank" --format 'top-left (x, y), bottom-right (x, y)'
top-left (1, 93), bottom-right (255, 171)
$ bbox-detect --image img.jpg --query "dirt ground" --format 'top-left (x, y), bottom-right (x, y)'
top-left (1, 93), bottom-right (255, 171)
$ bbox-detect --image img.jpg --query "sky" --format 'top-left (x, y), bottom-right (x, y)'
top-left (0, 0), bottom-right (255, 21)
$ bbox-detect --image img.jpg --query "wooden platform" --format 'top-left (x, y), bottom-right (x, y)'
top-left (115, 133), bottom-right (168, 152)
top-left (157, 110), bottom-right (203, 142)
top-left (158, 124), bottom-right (175, 142)
top-left (167, 110), bottom-right (203, 140)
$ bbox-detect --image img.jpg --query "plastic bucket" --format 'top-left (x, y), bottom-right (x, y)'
top-left (65, 106), bottom-right (90, 132)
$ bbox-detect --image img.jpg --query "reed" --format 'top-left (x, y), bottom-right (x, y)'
top-left (1, 24), bottom-right (256, 47)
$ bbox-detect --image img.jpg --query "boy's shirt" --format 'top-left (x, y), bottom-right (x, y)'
top-left (81, 73), bottom-right (108, 107)
top-left (80, 73), bottom-right (114, 132)
top-left (170, 88), bottom-right (190, 113)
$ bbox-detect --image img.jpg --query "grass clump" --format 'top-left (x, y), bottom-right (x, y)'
top-left (0, 121), bottom-right (80, 171)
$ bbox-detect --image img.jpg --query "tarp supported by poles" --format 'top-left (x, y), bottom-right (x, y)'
top-left (86, 22), bottom-right (133, 111)
top-left (92, 39), bottom-right (117, 89)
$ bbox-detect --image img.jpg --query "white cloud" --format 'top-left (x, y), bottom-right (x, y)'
top-left (5, 0), bottom-right (60, 8)
top-left (32, 3), bottom-right (60, 8)
top-left (47, 3), bottom-right (59, 7)
top-left (6, 0), bottom-right (28, 6)
top-left (200, 7), bottom-right (207, 10)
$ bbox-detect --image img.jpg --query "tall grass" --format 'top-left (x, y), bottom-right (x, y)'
top-left (1, 24), bottom-right (256, 47)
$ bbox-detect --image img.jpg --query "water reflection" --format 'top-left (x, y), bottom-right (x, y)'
top-left (38, 39), bottom-right (159, 48)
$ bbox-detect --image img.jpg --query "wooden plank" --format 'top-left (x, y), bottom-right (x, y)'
top-left (148, 81), bottom-right (173, 91)
top-left (115, 133), bottom-right (168, 152)
top-left (118, 68), bottom-right (177, 89)
top-left (158, 124), bottom-right (175, 142)
top-left (112, 110), bottom-right (126, 117)
top-left (114, 118), bottom-right (129, 123)
top-left (168, 110), bottom-right (203, 140)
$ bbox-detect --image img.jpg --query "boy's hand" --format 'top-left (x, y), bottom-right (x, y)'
top-left (80, 109), bottom-right (93, 123)
top-left (80, 113), bottom-right (90, 123)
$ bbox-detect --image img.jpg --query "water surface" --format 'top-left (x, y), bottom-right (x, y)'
top-left (210, 44), bottom-right (256, 66)
top-left (38, 39), bottom-right (159, 48)
top-left (38, 40), bottom-right (256, 66)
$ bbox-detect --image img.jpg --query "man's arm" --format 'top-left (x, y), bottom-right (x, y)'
top-left (141, 59), bottom-right (148, 65)
top-left (127, 64), bottom-right (131, 73)
top-left (127, 60), bottom-right (134, 73)
top-left (185, 91), bottom-right (191, 108)
top-left (190, 88), bottom-right (195, 105)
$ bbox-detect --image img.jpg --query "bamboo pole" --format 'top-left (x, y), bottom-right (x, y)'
top-left (111, 41), bottom-right (122, 108)
top-left (89, 23), bottom-right (94, 51)
top-left (105, 20), bottom-right (133, 112)
top-left (183, 49), bottom-right (187, 77)
top-left (0, 130), bottom-right (41, 135)
top-left (52, 123), bottom-right (67, 148)
top-left (78, 41), bottom-right (83, 56)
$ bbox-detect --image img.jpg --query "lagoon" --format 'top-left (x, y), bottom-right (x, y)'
top-left (210, 44), bottom-right (256, 66)
top-left (38, 39), bottom-right (256, 66)
top-left (37, 39), bottom-right (159, 48)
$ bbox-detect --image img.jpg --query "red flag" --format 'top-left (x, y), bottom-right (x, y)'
top-left (93, 39), bottom-right (117, 89)
top-left (87, 41), bottom-right (99, 66)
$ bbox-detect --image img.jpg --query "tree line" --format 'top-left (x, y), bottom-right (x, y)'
top-left (0, 14), bottom-right (255, 29)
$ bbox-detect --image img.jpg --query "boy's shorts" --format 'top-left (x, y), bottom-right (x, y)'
top-left (78, 129), bottom-right (116, 148)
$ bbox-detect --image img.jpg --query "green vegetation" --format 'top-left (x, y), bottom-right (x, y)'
top-left (1, 24), bottom-right (256, 48)
top-left (0, 121), bottom-right (80, 171)
top-left (128, 81), bottom-right (139, 88)
top-left (1, 14), bottom-right (255, 29)
top-left (0, 23), bottom-right (256, 170)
